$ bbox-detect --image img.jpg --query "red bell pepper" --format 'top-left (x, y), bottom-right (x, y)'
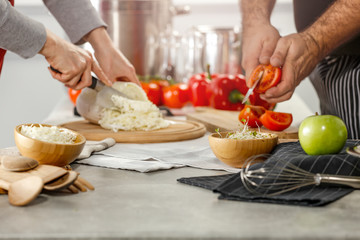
top-left (188, 73), bottom-right (216, 107)
top-left (209, 74), bottom-right (250, 111)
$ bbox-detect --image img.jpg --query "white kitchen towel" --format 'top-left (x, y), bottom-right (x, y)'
top-left (77, 138), bottom-right (116, 159)
top-left (77, 155), bottom-right (183, 173)
top-left (76, 134), bottom-right (240, 173)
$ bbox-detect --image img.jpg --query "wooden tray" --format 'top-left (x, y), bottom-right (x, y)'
top-left (186, 107), bottom-right (298, 139)
top-left (60, 119), bottom-right (206, 143)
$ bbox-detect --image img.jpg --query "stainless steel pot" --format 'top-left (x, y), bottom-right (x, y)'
top-left (184, 25), bottom-right (242, 78)
top-left (99, 0), bottom-right (190, 76)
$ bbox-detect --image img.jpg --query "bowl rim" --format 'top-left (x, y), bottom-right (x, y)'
top-left (15, 123), bottom-right (86, 146)
top-left (209, 131), bottom-right (278, 141)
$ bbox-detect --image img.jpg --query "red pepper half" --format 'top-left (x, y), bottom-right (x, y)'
top-left (209, 74), bottom-right (250, 111)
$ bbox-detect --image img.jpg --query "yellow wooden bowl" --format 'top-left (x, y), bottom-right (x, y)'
top-left (208, 132), bottom-right (278, 168)
top-left (14, 124), bottom-right (86, 167)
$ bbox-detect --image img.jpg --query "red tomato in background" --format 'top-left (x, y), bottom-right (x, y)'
top-left (162, 83), bottom-right (190, 108)
top-left (68, 88), bottom-right (82, 105)
top-left (249, 64), bottom-right (282, 93)
top-left (259, 110), bottom-right (293, 131)
top-left (238, 105), bottom-right (266, 128)
top-left (141, 82), bottom-right (162, 106)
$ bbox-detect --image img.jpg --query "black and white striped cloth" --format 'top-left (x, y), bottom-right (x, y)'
top-left (178, 140), bottom-right (360, 207)
top-left (310, 56), bottom-right (360, 139)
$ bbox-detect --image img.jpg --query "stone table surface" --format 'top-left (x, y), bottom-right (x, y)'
top-left (1, 164), bottom-right (360, 240)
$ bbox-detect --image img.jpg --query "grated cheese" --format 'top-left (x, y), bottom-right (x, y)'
top-left (21, 124), bottom-right (77, 144)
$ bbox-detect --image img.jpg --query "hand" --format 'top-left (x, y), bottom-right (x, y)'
top-left (85, 27), bottom-right (140, 86)
top-left (94, 45), bottom-right (140, 86)
top-left (261, 32), bottom-right (321, 103)
top-left (39, 29), bottom-right (112, 90)
top-left (241, 23), bottom-right (281, 86)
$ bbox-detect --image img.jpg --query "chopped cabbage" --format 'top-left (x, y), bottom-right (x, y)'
top-left (99, 95), bottom-right (169, 131)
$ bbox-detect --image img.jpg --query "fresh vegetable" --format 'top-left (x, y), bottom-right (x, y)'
top-left (298, 114), bottom-right (348, 155)
top-left (238, 105), bottom-right (266, 128)
top-left (259, 110), bottom-right (293, 131)
top-left (209, 74), bottom-right (249, 111)
top-left (162, 83), bottom-right (190, 108)
top-left (68, 88), bottom-right (82, 105)
top-left (141, 82), bottom-right (162, 106)
top-left (249, 64), bottom-right (282, 93)
top-left (188, 73), bottom-right (215, 107)
top-left (251, 92), bottom-right (276, 110)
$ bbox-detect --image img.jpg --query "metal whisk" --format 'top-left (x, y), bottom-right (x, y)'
top-left (240, 155), bottom-right (360, 196)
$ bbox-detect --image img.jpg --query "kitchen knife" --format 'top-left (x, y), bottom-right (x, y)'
top-left (242, 70), bottom-right (264, 104)
top-left (50, 66), bottom-right (132, 107)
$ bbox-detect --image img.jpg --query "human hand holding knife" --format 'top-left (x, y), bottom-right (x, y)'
top-left (242, 70), bottom-right (264, 104)
top-left (242, 64), bottom-right (282, 104)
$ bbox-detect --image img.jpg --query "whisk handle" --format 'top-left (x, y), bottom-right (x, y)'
top-left (317, 174), bottom-right (360, 188)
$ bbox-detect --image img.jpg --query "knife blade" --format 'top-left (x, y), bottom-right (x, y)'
top-left (242, 70), bottom-right (264, 104)
top-left (50, 65), bottom-right (132, 107)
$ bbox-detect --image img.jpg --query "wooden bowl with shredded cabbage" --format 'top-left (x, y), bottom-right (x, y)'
top-left (208, 129), bottom-right (278, 168)
top-left (14, 124), bottom-right (86, 167)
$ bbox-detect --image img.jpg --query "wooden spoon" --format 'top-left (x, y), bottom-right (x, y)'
top-left (43, 171), bottom-right (78, 191)
top-left (0, 155), bottom-right (39, 172)
top-left (0, 176), bottom-right (43, 206)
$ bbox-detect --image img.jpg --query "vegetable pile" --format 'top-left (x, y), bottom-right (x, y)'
top-left (139, 71), bottom-right (276, 111)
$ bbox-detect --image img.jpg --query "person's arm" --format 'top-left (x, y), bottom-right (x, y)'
top-left (42, 0), bottom-right (106, 45)
top-left (0, 0), bottom-right (111, 89)
top-left (83, 27), bottom-right (140, 85)
top-left (240, 0), bottom-right (280, 85)
top-left (43, 0), bottom-right (140, 85)
top-left (0, 0), bottom-right (46, 58)
top-left (263, 0), bottom-right (360, 103)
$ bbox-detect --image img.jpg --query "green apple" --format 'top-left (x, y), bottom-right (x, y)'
top-left (298, 114), bottom-right (348, 155)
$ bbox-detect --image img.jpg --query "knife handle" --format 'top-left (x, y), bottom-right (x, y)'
top-left (50, 66), bottom-right (99, 90)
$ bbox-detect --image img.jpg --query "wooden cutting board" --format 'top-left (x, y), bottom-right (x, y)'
top-left (61, 119), bottom-right (206, 143)
top-left (186, 107), bottom-right (298, 139)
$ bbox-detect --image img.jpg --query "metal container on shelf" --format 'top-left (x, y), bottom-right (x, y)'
top-left (98, 0), bottom-right (190, 77)
top-left (184, 25), bottom-right (242, 79)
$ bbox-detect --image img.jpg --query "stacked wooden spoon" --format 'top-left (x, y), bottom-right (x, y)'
top-left (0, 155), bottom-right (94, 206)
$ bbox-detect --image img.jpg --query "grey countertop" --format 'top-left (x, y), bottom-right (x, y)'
top-left (1, 164), bottom-right (360, 240)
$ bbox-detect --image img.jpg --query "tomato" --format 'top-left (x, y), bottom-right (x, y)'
top-left (249, 64), bottom-right (282, 93)
top-left (68, 88), bottom-right (82, 105)
top-left (238, 105), bottom-right (266, 128)
top-left (162, 83), bottom-right (190, 108)
top-left (141, 82), bottom-right (162, 106)
top-left (251, 92), bottom-right (277, 110)
top-left (259, 110), bottom-right (293, 131)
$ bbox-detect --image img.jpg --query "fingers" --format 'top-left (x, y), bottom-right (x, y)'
top-left (261, 62), bottom-right (296, 103)
top-left (259, 40), bottom-right (277, 65)
top-left (92, 60), bottom-right (112, 87)
top-left (270, 38), bottom-right (290, 67)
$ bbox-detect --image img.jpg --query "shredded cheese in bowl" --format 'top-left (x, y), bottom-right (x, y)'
top-left (20, 124), bottom-right (77, 144)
